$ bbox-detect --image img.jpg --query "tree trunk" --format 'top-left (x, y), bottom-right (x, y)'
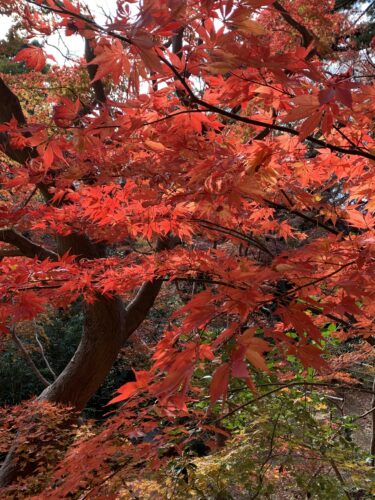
top-left (0, 281), bottom-right (163, 487)
top-left (0, 297), bottom-right (124, 486)
top-left (39, 296), bottom-right (127, 410)
top-left (37, 275), bottom-right (166, 411)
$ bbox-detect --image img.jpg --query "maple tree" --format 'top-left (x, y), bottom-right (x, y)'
top-left (0, 0), bottom-right (374, 494)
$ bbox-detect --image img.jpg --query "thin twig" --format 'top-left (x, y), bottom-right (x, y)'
top-left (250, 410), bottom-right (282, 499)
top-left (329, 459), bottom-right (352, 500)
top-left (192, 218), bottom-right (274, 257)
top-left (215, 382), bottom-right (375, 423)
top-left (354, 404), bottom-right (375, 420)
top-left (11, 328), bottom-right (50, 387)
top-left (35, 332), bottom-right (57, 380)
top-left (264, 197), bottom-right (340, 236)
top-left (79, 458), bottom-right (132, 500)
top-left (28, 0), bottom-right (375, 162)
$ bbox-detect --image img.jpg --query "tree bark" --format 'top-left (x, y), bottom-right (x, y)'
top-left (0, 278), bottom-right (166, 487)
top-left (38, 296), bottom-right (127, 409)
top-left (0, 298), bottom-right (123, 487)
top-left (11, 329), bottom-right (51, 388)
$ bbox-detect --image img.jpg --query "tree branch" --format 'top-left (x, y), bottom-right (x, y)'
top-left (84, 38), bottom-right (106, 105)
top-left (371, 376), bottom-right (375, 465)
top-left (0, 249), bottom-right (24, 258)
top-left (191, 218), bottom-right (274, 257)
top-left (35, 331), bottom-right (57, 380)
top-left (158, 56), bottom-right (375, 161)
top-left (273, 1), bottom-right (316, 52)
top-left (215, 381), bottom-right (375, 423)
top-left (263, 198), bottom-right (340, 235)
top-left (123, 235), bottom-right (180, 338)
top-left (0, 79), bottom-right (37, 165)
top-left (27, 0), bottom-right (375, 162)
top-left (0, 229), bottom-right (58, 261)
top-left (11, 328), bottom-right (50, 388)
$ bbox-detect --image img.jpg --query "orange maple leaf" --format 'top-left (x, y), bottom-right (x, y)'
top-left (14, 46), bottom-right (54, 71)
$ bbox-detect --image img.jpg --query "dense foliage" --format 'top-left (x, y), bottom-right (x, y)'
top-left (0, 0), bottom-right (374, 497)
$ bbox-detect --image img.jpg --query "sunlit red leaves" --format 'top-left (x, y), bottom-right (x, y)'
top-left (319, 75), bottom-right (356, 109)
top-left (295, 344), bottom-right (328, 371)
top-left (226, 7), bottom-right (267, 36)
top-left (53, 97), bottom-right (81, 127)
top-left (281, 306), bottom-right (322, 342)
top-left (149, 344), bottom-right (199, 410)
top-left (0, 256), bottom-right (84, 331)
top-left (0, 2), bottom-right (374, 482)
top-left (144, 139), bottom-right (166, 152)
top-left (168, 110), bottom-right (222, 135)
top-left (12, 291), bottom-right (47, 321)
top-left (298, 110), bottom-right (323, 141)
top-left (282, 77), bottom-right (356, 138)
top-left (33, 138), bottom-right (65, 170)
top-left (88, 33), bottom-right (164, 84)
top-left (132, 35), bottom-right (164, 73)
top-left (112, 333), bottom-right (215, 410)
top-left (14, 46), bottom-right (54, 71)
top-left (89, 39), bottom-right (131, 84)
top-left (334, 296), bottom-right (363, 319)
top-left (109, 370), bottom-right (149, 404)
top-left (282, 94), bottom-right (323, 138)
top-left (345, 208), bottom-right (375, 230)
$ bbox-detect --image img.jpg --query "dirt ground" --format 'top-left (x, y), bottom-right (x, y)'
top-left (341, 389), bottom-right (373, 451)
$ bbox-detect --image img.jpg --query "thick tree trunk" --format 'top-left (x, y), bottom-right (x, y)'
top-left (0, 297), bottom-right (125, 487)
top-left (39, 296), bottom-right (127, 410)
top-left (0, 282), bottom-right (163, 487)
top-left (37, 276), bottom-right (165, 410)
